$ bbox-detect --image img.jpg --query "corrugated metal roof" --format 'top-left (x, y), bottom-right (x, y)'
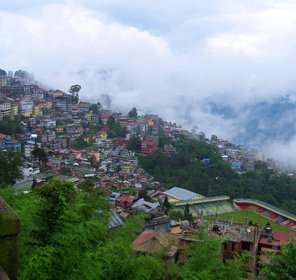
top-left (163, 187), bottom-right (200, 201)
top-left (132, 198), bottom-right (160, 211)
top-left (108, 210), bottom-right (124, 229)
top-left (132, 230), bottom-right (178, 257)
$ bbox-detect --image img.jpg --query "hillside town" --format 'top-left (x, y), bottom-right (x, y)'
top-left (0, 70), bottom-right (272, 185)
top-left (0, 69), bottom-right (295, 280)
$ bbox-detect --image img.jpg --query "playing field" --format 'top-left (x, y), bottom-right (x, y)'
top-left (206, 210), bottom-right (294, 233)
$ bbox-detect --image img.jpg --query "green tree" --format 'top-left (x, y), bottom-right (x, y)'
top-left (33, 179), bottom-right (77, 245)
top-left (107, 122), bottom-right (126, 139)
top-left (282, 200), bottom-right (296, 214)
top-left (138, 188), bottom-right (150, 201)
top-left (211, 134), bottom-right (218, 142)
top-left (163, 195), bottom-right (171, 214)
top-left (128, 107), bottom-right (138, 118)
top-left (14, 69), bottom-right (32, 80)
top-left (31, 177), bottom-right (37, 189)
top-left (182, 230), bottom-right (247, 280)
top-left (18, 183), bottom-right (108, 280)
top-left (259, 240), bottom-right (296, 280)
top-left (69, 84), bottom-right (81, 104)
top-left (107, 115), bottom-right (116, 128)
top-left (0, 116), bottom-right (21, 136)
top-left (90, 103), bottom-right (101, 114)
top-left (0, 150), bottom-right (22, 187)
top-left (32, 146), bottom-right (48, 170)
top-left (72, 136), bottom-right (92, 149)
top-left (0, 68), bottom-right (7, 77)
top-left (98, 117), bottom-right (104, 127)
top-left (183, 203), bottom-right (193, 223)
top-left (128, 135), bottom-right (141, 152)
top-left (77, 179), bottom-right (95, 192)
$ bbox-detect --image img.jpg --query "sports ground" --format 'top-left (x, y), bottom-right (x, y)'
top-left (207, 210), bottom-right (294, 233)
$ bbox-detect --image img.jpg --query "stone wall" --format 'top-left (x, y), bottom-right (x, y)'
top-left (0, 197), bottom-right (20, 280)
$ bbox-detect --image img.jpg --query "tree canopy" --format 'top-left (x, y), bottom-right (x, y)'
top-left (0, 116), bottom-right (21, 136)
top-left (14, 70), bottom-right (32, 80)
top-left (128, 107), bottom-right (138, 119)
top-left (69, 84), bottom-right (81, 104)
top-left (107, 116), bottom-right (126, 139)
top-left (0, 180), bottom-right (256, 279)
top-left (259, 240), bottom-right (296, 280)
top-left (0, 150), bottom-right (22, 187)
top-left (127, 135), bottom-right (141, 152)
top-left (32, 146), bottom-right (48, 170)
top-left (0, 68), bottom-right (7, 77)
top-left (139, 134), bottom-right (296, 213)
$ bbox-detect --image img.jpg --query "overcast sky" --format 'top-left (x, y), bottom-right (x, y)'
top-left (2, 1), bottom-right (296, 163)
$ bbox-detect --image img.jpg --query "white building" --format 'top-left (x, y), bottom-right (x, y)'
top-left (21, 100), bottom-right (34, 116)
top-left (24, 140), bottom-right (41, 158)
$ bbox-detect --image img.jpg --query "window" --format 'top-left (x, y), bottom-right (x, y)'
top-left (232, 243), bottom-right (236, 251)
top-left (242, 242), bottom-right (251, 251)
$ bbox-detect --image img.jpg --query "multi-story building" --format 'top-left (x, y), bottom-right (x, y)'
top-left (65, 124), bottom-right (83, 146)
top-left (49, 136), bottom-right (68, 150)
top-left (33, 104), bottom-right (41, 116)
top-left (55, 100), bottom-right (68, 112)
top-left (11, 85), bottom-right (25, 95)
top-left (0, 97), bottom-right (12, 119)
top-left (39, 118), bottom-right (56, 129)
top-left (10, 101), bottom-right (19, 118)
top-left (0, 77), bottom-right (8, 87)
top-left (209, 221), bottom-right (260, 273)
top-left (0, 134), bottom-right (21, 151)
top-left (141, 140), bottom-right (157, 155)
top-left (21, 100), bottom-right (34, 117)
top-left (24, 140), bottom-right (41, 158)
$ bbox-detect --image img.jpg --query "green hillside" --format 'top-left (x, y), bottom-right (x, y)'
top-left (139, 134), bottom-right (296, 214)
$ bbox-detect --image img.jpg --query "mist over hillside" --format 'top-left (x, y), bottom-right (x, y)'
top-left (206, 95), bottom-right (296, 167)
top-left (2, 1), bottom-right (296, 166)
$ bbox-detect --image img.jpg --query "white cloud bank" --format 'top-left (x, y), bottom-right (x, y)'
top-left (2, 1), bottom-right (296, 163)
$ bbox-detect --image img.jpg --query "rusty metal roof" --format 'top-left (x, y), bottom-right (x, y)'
top-left (132, 230), bottom-right (178, 257)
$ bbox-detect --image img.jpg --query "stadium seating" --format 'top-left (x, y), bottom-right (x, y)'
top-left (233, 198), bottom-right (296, 231)
top-left (173, 196), bottom-right (234, 217)
top-left (236, 203), bottom-right (249, 209)
top-left (275, 216), bottom-right (287, 223)
top-left (256, 207), bottom-right (266, 214)
top-left (287, 221), bottom-right (296, 228)
top-left (281, 219), bottom-right (291, 226)
top-left (261, 210), bottom-right (272, 217)
top-left (248, 205), bottom-right (258, 212)
top-left (268, 213), bottom-right (279, 220)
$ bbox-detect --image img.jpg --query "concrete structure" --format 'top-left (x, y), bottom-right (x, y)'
top-left (0, 97), bottom-right (11, 119)
top-left (20, 100), bottom-right (33, 117)
top-left (0, 197), bottom-right (20, 280)
top-left (24, 140), bottom-right (40, 159)
top-left (141, 140), bottom-right (157, 155)
top-left (209, 221), bottom-right (260, 273)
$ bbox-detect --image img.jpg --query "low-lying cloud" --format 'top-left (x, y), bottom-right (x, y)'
top-left (2, 1), bottom-right (296, 165)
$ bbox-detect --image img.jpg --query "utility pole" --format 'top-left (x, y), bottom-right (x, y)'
top-left (207, 183), bottom-right (212, 196)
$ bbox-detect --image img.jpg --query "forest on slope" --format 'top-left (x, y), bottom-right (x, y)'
top-left (138, 135), bottom-right (296, 214)
top-left (0, 180), bottom-right (248, 280)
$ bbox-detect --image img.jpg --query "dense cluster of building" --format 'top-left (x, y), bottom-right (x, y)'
top-left (1, 70), bottom-right (295, 279)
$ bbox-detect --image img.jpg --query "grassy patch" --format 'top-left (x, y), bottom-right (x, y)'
top-left (206, 210), bottom-right (294, 233)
